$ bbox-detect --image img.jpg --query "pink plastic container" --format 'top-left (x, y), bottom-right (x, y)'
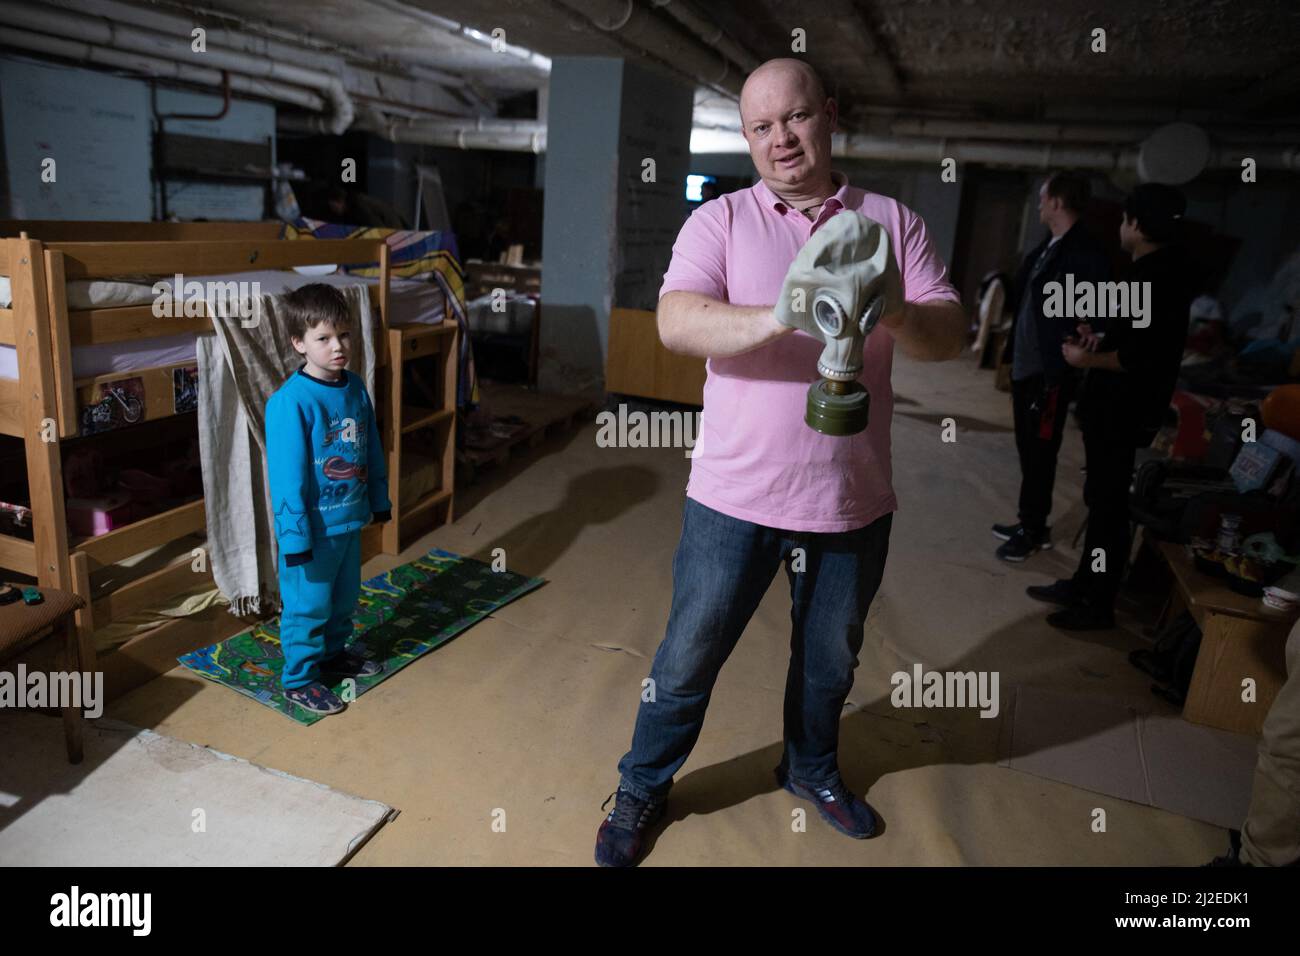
top-left (66, 494), bottom-right (133, 537)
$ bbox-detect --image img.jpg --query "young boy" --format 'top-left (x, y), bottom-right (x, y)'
top-left (265, 284), bottom-right (392, 715)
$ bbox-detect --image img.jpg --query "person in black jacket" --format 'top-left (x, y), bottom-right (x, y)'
top-left (995, 172), bottom-right (1112, 561)
top-left (1029, 183), bottom-right (1194, 629)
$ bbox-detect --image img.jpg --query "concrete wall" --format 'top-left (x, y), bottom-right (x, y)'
top-left (539, 58), bottom-right (693, 396)
top-left (1183, 178), bottom-right (1300, 309)
top-left (1011, 171), bottom-right (1300, 314)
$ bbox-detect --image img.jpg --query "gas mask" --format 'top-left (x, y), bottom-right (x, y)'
top-left (773, 212), bottom-right (902, 435)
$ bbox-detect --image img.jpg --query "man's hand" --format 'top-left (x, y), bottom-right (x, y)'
top-left (1062, 339), bottom-right (1090, 368)
top-left (1075, 323), bottom-right (1102, 351)
top-left (774, 212), bottom-right (897, 336)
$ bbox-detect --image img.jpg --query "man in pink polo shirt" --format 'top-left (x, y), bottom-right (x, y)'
top-left (596, 58), bottom-right (965, 867)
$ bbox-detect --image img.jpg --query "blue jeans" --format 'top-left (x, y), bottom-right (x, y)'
top-left (617, 497), bottom-right (893, 801)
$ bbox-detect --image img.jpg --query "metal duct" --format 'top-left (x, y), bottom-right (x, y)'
top-left (0, 23), bottom-right (326, 111)
top-left (551, 0), bottom-right (742, 97)
top-left (0, 0), bottom-right (355, 133)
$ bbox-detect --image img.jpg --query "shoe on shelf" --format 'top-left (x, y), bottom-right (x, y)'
top-left (283, 681), bottom-right (347, 714)
top-left (1026, 579), bottom-right (1083, 607)
top-left (595, 787), bottom-right (666, 867)
top-left (775, 765), bottom-right (877, 839)
top-left (992, 522), bottom-right (1052, 549)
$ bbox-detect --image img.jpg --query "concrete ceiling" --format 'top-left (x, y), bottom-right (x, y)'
top-left (162, 0), bottom-right (1298, 128)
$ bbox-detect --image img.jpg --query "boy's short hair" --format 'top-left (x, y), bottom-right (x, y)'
top-left (282, 283), bottom-right (352, 341)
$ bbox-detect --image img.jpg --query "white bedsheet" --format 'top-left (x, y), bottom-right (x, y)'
top-left (0, 270), bottom-right (443, 380)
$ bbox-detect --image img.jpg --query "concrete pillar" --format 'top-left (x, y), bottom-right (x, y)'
top-left (539, 57), bottom-right (694, 396)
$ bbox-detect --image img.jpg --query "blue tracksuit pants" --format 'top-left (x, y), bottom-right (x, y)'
top-left (278, 530), bottom-right (361, 689)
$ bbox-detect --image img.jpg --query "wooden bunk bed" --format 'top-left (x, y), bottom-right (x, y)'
top-left (0, 221), bottom-right (459, 698)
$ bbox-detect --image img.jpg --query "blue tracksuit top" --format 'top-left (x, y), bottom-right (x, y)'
top-left (265, 366), bottom-right (392, 563)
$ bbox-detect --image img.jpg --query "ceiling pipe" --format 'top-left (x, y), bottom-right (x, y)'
top-left (648, 0), bottom-right (760, 73)
top-left (0, 0), bottom-right (355, 133)
top-left (61, 0), bottom-right (472, 91)
top-left (281, 109), bottom-right (549, 153)
top-left (551, 0), bottom-right (742, 98)
top-left (0, 21), bottom-right (469, 129)
top-left (891, 117), bottom-right (1300, 145)
top-left (0, 22), bottom-right (327, 111)
top-left (689, 127), bottom-right (1300, 173)
top-left (362, 0), bottom-right (551, 73)
top-left (368, 118), bottom-right (546, 154)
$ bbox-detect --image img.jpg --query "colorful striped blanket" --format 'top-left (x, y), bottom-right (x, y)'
top-left (282, 218), bottom-right (478, 410)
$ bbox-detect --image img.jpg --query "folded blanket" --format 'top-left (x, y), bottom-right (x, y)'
top-left (196, 285), bottom-right (376, 616)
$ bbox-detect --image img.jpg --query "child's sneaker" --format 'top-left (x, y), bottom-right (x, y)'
top-left (321, 649), bottom-right (382, 679)
top-left (284, 681), bottom-right (346, 714)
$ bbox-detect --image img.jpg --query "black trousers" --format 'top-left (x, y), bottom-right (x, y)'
top-left (1011, 374), bottom-right (1075, 533)
top-left (1070, 426), bottom-right (1139, 611)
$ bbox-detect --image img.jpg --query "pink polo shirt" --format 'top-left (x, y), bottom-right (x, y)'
top-left (659, 172), bottom-right (960, 532)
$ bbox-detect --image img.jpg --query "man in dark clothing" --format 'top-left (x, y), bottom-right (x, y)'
top-left (995, 172), bottom-right (1112, 562)
top-left (1028, 183), bottom-right (1195, 629)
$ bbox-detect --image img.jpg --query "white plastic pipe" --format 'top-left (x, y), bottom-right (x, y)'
top-left (890, 117), bottom-right (1300, 146)
top-left (345, 111), bottom-right (548, 153)
top-left (0, 23), bottom-right (326, 111)
top-left (0, 0), bottom-right (354, 133)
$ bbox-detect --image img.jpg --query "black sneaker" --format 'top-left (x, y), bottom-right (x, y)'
top-left (996, 526), bottom-right (1048, 562)
top-left (1026, 579), bottom-right (1082, 607)
top-left (283, 681), bottom-right (346, 714)
top-left (992, 522), bottom-right (1052, 549)
top-left (321, 649), bottom-right (383, 679)
top-left (594, 787), bottom-right (666, 867)
top-left (1204, 830), bottom-right (1250, 867)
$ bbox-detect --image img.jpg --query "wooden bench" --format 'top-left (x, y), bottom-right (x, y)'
top-left (1150, 538), bottom-right (1296, 734)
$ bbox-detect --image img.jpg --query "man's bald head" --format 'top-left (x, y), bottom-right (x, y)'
top-left (739, 58), bottom-right (837, 199)
top-left (740, 59), bottom-right (827, 127)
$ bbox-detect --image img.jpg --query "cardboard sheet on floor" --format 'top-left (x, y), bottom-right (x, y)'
top-left (100, 356), bottom-right (1236, 865)
top-left (998, 685), bottom-right (1258, 829)
top-left (0, 713), bottom-right (395, 865)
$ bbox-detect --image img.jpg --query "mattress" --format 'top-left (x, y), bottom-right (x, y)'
top-left (0, 270), bottom-right (445, 380)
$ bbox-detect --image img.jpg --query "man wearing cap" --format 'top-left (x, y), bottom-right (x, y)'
top-left (1028, 183), bottom-right (1195, 629)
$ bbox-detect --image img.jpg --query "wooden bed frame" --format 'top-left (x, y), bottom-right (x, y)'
top-left (0, 220), bottom-right (459, 698)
